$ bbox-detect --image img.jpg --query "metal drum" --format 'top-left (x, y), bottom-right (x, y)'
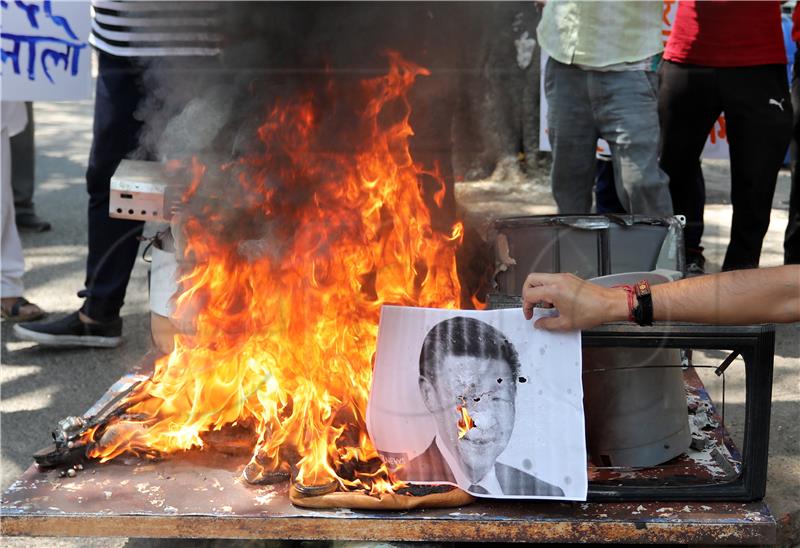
top-left (491, 215), bottom-right (686, 295)
top-left (583, 271), bottom-right (690, 467)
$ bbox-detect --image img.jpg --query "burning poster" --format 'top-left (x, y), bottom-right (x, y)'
top-left (368, 306), bottom-right (587, 500)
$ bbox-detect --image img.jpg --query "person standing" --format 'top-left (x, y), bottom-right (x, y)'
top-left (14, 1), bottom-right (220, 347)
top-left (538, 1), bottom-right (672, 216)
top-left (1, 102), bottom-right (46, 321)
top-left (659, 1), bottom-right (792, 273)
top-left (10, 102), bottom-right (51, 232)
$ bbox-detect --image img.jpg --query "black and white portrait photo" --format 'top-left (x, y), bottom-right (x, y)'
top-left (367, 306), bottom-right (587, 500)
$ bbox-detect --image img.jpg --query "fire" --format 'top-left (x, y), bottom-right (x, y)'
top-left (456, 404), bottom-right (476, 440)
top-left (85, 54), bottom-right (466, 494)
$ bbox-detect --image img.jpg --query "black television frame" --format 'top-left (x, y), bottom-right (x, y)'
top-left (582, 322), bottom-right (775, 502)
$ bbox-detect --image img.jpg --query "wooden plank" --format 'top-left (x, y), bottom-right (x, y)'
top-left (0, 511), bottom-right (778, 544)
top-left (1, 454), bottom-right (776, 544)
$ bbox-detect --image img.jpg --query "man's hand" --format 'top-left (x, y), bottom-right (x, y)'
top-left (521, 273), bottom-right (628, 330)
top-left (523, 266), bottom-right (800, 329)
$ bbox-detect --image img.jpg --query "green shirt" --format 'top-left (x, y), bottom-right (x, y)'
top-left (537, 1), bottom-right (664, 68)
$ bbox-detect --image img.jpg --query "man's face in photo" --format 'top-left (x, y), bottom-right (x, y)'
top-left (421, 353), bottom-right (517, 482)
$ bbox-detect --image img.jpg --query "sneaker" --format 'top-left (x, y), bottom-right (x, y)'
top-left (685, 248), bottom-right (706, 278)
top-left (13, 311), bottom-right (122, 348)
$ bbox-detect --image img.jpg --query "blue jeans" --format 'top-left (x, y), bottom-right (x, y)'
top-left (594, 158), bottom-right (626, 214)
top-left (545, 58), bottom-right (672, 216)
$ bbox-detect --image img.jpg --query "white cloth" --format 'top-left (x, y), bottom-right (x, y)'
top-left (1, 101), bottom-right (28, 298)
top-left (2, 101), bottom-right (28, 136)
top-left (574, 58), bottom-right (652, 73)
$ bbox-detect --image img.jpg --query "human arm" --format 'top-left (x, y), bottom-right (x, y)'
top-left (521, 266), bottom-right (800, 330)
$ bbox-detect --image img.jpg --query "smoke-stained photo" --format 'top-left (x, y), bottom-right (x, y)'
top-left (368, 307), bottom-right (587, 500)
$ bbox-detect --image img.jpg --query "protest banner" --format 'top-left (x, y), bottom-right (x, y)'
top-left (1, 0), bottom-right (91, 101)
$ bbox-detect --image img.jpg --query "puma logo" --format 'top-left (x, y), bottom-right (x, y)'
top-left (769, 98), bottom-right (785, 111)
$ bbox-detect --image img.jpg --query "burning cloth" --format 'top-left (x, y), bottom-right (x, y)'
top-left (368, 306), bottom-right (587, 500)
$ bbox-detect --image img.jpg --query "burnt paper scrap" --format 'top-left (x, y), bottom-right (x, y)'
top-left (367, 306), bottom-right (587, 500)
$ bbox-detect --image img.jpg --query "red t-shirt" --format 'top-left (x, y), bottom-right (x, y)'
top-left (664, 1), bottom-right (785, 67)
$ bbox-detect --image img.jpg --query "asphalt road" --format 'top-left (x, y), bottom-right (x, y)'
top-left (2, 97), bottom-right (799, 546)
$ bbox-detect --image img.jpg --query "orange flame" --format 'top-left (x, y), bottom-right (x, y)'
top-left (85, 54), bottom-right (465, 494)
top-left (456, 404), bottom-right (476, 440)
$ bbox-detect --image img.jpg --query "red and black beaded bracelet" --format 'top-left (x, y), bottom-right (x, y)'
top-left (612, 281), bottom-right (653, 326)
top-left (612, 284), bottom-right (636, 322)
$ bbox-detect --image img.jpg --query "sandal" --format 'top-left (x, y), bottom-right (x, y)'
top-left (1, 297), bottom-right (46, 323)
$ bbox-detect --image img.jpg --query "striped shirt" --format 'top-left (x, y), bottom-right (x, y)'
top-left (90, 1), bottom-right (221, 57)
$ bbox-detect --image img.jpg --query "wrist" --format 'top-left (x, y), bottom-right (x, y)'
top-left (607, 287), bottom-right (632, 322)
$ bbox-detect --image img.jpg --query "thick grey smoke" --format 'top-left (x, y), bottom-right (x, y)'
top-left (134, 2), bottom-right (543, 180)
top-left (132, 2), bottom-right (542, 303)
